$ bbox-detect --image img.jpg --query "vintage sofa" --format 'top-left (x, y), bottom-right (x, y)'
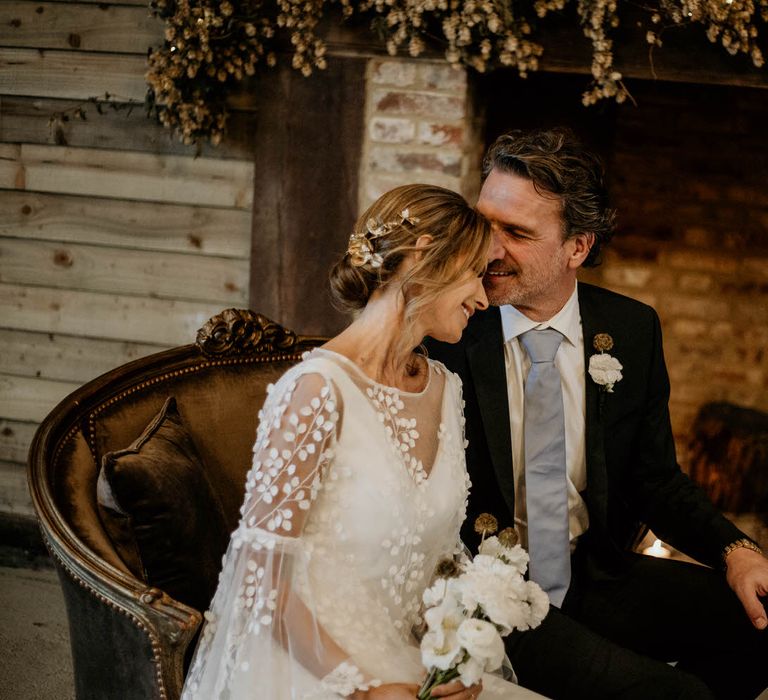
top-left (27, 309), bottom-right (323, 700)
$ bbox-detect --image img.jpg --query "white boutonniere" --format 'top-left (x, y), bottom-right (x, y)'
top-left (588, 333), bottom-right (623, 393)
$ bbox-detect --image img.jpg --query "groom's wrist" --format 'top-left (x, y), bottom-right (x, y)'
top-left (722, 538), bottom-right (763, 569)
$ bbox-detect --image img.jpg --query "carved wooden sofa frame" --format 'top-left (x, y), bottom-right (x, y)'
top-left (27, 310), bottom-right (323, 700)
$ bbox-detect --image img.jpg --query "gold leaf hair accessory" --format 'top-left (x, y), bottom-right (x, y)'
top-left (347, 208), bottom-right (421, 268)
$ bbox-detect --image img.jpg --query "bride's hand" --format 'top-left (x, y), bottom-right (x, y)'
top-left (350, 683), bottom-right (419, 698)
top-left (429, 679), bottom-right (483, 699)
top-left (350, 678), bottom-right (482, 699)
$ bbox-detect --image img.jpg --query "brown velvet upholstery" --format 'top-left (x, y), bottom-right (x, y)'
top-left (27, 310), bottom-right (323, 700)
top-left (97, 397), bottom-right (230, 613)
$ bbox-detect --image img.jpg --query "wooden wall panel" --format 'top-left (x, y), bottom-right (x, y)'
top-left (0, 2), bottom-right (161, 53)
top-left (0, 374), bottom-right (80, 423)
top-left (0, 191), bottom-right (251, 257)
top-left (0, 329), bottom-right (162, 384)
top-left (0, 96), bottom-right (258, 159)
top-left (249, 59), bottom-right (366, 336)
top-left (0, 238), bottom-right (250, 303)
top-left (0, 461), bottom-right (33, 516)
top-left (0, 420), bottom-right (37, 464)
top-left (0, 283), bottom-right (229, 346)
top-left (0, 48), bottom-right (147, 101)
top-left (0, 1), bottom-right (257, 525)
top-left (7, 144), bottom-right (254, 208)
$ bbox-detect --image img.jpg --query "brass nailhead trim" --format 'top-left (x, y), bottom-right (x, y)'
top-left (42, 534), bottom-right (169, 700)
top-left (84, 352), bottom-right (305, 462)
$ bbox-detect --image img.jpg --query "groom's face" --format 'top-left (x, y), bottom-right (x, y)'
top-left (477, 168), bottom-right (581, 320)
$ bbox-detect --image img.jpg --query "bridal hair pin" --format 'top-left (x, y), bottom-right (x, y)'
top-left (347, 208), bottom-right (421, 268)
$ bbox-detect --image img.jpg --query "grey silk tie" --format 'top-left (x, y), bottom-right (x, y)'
top-left (519, 328), bottom-right (570, 608)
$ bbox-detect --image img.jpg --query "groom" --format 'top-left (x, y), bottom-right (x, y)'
top-left (427, 128), bottom-right (768, 699)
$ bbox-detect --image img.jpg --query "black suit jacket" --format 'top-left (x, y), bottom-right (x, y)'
top-left (427, 283), bottom-right (745, 577)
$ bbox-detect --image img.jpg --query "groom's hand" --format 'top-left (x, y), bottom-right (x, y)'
top-left (725, 547), bottom-right (768, 630)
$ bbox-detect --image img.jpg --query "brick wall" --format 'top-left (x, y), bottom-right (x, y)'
top-left (579, 81), bottom-right (768, 467)
top-left (358, 58), bottom-right (479, 209)
top-left (358, 64), bottom-right (768, 476)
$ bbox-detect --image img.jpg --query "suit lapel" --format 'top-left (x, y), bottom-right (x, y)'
top-left (578, 286), bottom-right (608, 530)
top-left (465, 309), bottom-right (517, 517)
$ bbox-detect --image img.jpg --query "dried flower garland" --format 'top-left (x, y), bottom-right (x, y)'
top-left (146, 0), bottom-right (768, 145)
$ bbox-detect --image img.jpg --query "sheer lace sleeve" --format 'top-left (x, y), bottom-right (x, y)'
top-left (182, 367), bottom-right (380, 699)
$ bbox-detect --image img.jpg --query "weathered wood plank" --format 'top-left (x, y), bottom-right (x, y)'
top-left (60, 0), bottom-right (148, 5)
top-left (0, 47), bottom-right (147, 101)
top-left (0, 143), bottom-right (22, 188)
top-left (0, 419), bottom-right (38, 464)
top-left (0, 2), bottom-right (161, 53)
top-left (0, 238), bottom-right (250, 304)
top-left (0, 373), bottom-right (81, 423)
top-left (0, 46), bottom-right (263, 111)
top-left (0, 96), bottom-right (258, 159)
top-left (6, 143), bottom-right (254, 208)
top-left (0, 190), bottom-right (251, 257)
top-left (0, 460), bottom-right (34, 517)
top-left (0, 282), bottom-right (228, 345)
top-left (249, 58), bottom-right (362, 335)
top-left (0, 329), bottom-right (163, 384)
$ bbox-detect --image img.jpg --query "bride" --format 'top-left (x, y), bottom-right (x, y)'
top-left (182, 184), bottom-right (546, 700)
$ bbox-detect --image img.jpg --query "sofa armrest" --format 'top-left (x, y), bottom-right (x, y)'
top-left (48, 531), bottom-right (201, 700)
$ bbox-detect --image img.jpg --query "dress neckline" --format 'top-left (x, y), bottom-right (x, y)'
top-left (310, 347), bottom-right (433, 398)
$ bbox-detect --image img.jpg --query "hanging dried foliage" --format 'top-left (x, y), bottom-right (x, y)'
top-left (146, 0), bottom-right (768, 145)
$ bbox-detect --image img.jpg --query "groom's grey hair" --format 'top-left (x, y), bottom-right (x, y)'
top-left (482, 127), bottom-right (616, 268)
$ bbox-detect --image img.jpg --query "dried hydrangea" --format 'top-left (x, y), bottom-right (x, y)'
top-left (146, 0), bottom-right (768, 146)
top-left (146, 0), bottom-right (276, 145)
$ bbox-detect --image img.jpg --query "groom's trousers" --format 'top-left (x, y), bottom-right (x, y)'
top-left (504, 550), bottom-right (768, 700)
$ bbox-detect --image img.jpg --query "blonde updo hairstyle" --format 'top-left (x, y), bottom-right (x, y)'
top-left (330, 183), bottom-right (490, 345)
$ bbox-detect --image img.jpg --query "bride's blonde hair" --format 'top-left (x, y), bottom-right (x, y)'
top-left (330, 184), bottom-right (490, 350)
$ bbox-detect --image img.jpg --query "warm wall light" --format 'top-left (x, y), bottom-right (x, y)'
top-left (642, 538), bottom-right (671, 558)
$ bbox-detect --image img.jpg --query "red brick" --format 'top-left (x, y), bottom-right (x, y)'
top-left (602, 265), bottom-right (653, 288)
top-left (372, 90), bottom-right (465, 120)
top-left (370, 60), bottom-right (417, 87)
top-left (417, 122), bottom-right (464, 147)
top-left (368, 146), bottom-right (462, 177)
top-left (416, 63), bottom-right (466, 91)
top-left (369, 117), bottom-right (416, 144)
top-left (660, 249), bottom-right (739, 274)
top-left (677, 273), bottom-right (712, 293)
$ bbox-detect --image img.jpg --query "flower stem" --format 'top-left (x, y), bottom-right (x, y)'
top-left (417, 667), bottom-right (461, 700)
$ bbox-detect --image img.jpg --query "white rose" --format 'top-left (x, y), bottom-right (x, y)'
top-left (478, 537), bottom-right (530, 575)
top-left (457, 654), bottom-right (485, 687)
top-left (420, 627), bottom-right (463, 671)
top-left (456, 619), bottom-right (505, 670)
top-left (422, 579), bottom-right (448, 608)
top-left (453, 557), bottom-right (549, 635)
top-left (588, 353), bottom-right (623, 391)
top-left (524, 580), bottom-right (550, 628)
top-left (422, 594), bottom-right (465, 670)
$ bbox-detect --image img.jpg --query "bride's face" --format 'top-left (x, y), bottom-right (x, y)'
top-left (419, 266), bottom-right (489, 343)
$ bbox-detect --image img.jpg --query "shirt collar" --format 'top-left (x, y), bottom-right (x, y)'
top-left (499, 282), bottom-right (581, 348)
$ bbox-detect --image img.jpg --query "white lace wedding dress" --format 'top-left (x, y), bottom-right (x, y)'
top-left (182, 349), bottom-right (545, 699)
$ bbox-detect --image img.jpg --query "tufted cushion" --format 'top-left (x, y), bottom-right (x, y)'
top-left (97, 397), bottom-right (230, 612)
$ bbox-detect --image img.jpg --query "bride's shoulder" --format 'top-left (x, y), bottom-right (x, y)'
top-left (426, 357), bottom-right (463, 395)
top-left (426, 357), bottom-right (459, 382)
top-left (265, 353), bottom-right (346, 403)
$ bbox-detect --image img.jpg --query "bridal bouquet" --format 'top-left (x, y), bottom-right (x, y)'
top-left (417, 515), bottom-right (549, 699)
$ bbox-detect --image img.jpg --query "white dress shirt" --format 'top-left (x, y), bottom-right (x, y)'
top-left (499, 282), bottom-right (590, 549)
